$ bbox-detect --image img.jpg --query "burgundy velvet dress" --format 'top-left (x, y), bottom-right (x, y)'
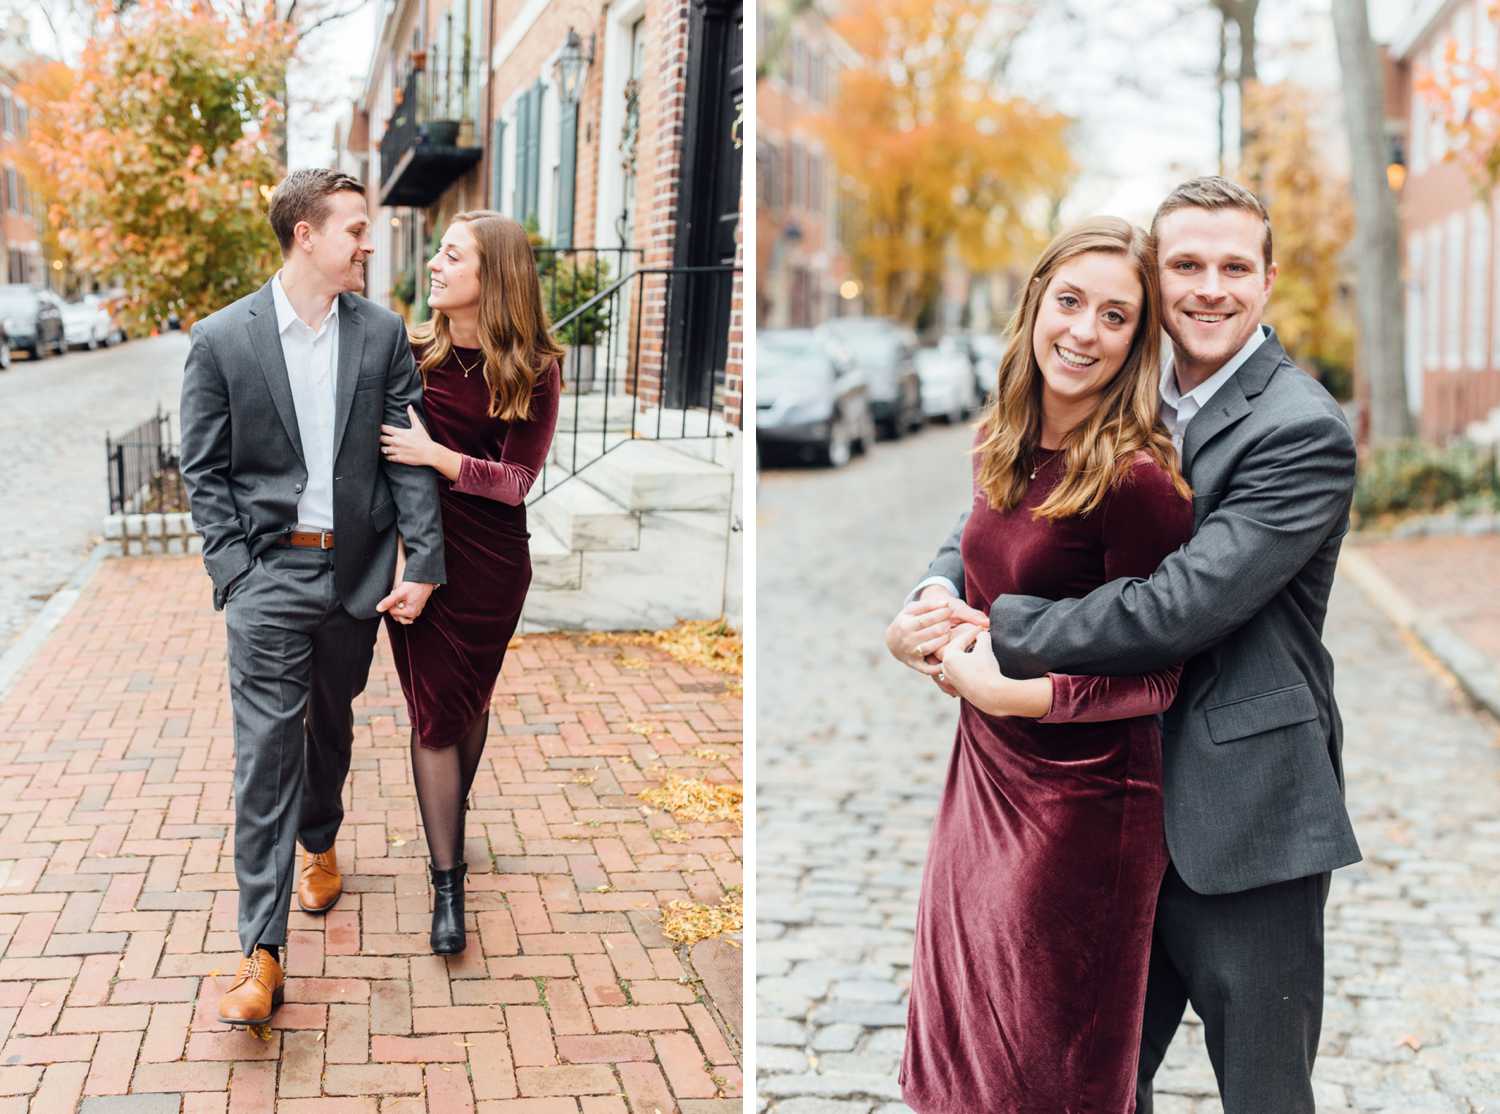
top-left (385, 346), bottom-right (561, 748)
top-left (899, 448), bottom-right (1193, 1114)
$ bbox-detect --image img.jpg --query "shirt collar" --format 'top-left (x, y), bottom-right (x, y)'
top-left (271, 271), bottom-right (339, 337)
top-left (1160, 323), bottom-right (1269, 410)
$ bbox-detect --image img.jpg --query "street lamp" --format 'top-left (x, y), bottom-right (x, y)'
top-left (554, 28), bottom-right (594, 105)
top-left (1386, 136), bottom-right (1407, 192)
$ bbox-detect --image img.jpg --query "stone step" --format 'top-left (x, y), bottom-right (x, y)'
top-left (551, 390), bottom-right (641, 432)
top-left (527, 519), bottom-right (581, 591)
top-left (530, 479), bottom-right (640, 553)
top-left (578, 439), bottom-right (733, 513)
top-left (520, 510), bottom-right (731, 631)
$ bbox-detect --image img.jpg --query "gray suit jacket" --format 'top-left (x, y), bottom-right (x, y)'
top-left (179, 281), bottom-right (445, 617)
top-left (926, 330), bottom-right (1361, 894)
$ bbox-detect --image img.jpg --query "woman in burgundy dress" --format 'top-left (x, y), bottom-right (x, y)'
top-left (378, 211), bottom-right (562, 955)
top-left (888, 218), bottom-right (1194, 1111)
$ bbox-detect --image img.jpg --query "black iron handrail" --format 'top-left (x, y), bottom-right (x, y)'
top-left (106, 406), bottom-right (186, 514)
top-left (528, 263), bottom-right (740, 504)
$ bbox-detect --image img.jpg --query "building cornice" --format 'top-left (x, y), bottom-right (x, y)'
top-left (1391, 0), bottom-right (1462, 60)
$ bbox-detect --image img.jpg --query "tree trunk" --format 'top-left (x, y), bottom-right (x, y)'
top-left (1331, 0), bottom-right (1414, 444)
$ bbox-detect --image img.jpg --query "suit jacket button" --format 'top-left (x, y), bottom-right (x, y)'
top-left (294, 483), bottom-right (303, 492)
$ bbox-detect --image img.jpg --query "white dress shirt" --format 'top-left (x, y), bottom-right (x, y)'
top-left (271, 272), bottom-right (340, 532)
top-left (1158, 324), bottom-right (1268, 454)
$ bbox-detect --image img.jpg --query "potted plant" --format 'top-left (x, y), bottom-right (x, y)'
top-left (551, 255), bottom-right (612, 393)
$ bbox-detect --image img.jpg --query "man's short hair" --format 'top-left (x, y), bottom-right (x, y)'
top-left (1151, 176), bottom-right (1273, 271)
top-left (268, 168), bottom-right (366, 254)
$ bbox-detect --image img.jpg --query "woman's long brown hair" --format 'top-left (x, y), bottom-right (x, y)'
top-left (409, 210), bottom-right (566, 421)
top-left (974, 216), bottom-right (1189, 519)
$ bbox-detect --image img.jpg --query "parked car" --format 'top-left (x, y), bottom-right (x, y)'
top-left (0, 324), bottom-right (10, 370)
top-left (916, 340), bottom-right (979, 424)
top-left (62, 294), bottom-right (122, 350)
top-left (966, 333), bottom-right (1006, 400)
top-left (757, 328), bottom-right (876, 468)
top-left (816, 317), bottom-right (923, 439)
top-left (0, 285), bottom-right (66, 359)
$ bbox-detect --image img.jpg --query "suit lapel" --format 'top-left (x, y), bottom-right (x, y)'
top-left (331, 294), bottom-right (366, 463)
top-left (1180, 327), bottom-right (1286, 476)
top-left (1181, 375), bottom-right (1251, 475)
top-left (245, 282), bottom-right (304, 466)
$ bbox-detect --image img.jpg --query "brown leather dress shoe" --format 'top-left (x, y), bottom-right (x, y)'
top-left (297, 847), bottom-right (342, 914)
top-left (218, 948), bottom-right (284, 1026)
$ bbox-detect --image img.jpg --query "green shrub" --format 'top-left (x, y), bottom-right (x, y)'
top-left (539, 255), bottom-right (613, 347)
top-left (1354, 440), bottom-right (1500, 523)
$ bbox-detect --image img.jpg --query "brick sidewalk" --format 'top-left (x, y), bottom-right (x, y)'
top-left (1357, 534), bottom-right (1500, 669)
top-left (0, 556), bottom-right (743, 1113)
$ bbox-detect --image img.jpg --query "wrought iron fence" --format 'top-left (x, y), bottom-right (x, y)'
top-left (106, 406), bottom-right (187, 514)
top-left (528, 262), bottom-right (740, 503)
top-left (534, 247), bottom-right (643, 330)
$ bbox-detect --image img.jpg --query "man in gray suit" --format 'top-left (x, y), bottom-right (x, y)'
top-left (889, 177), bottom-right (1360, 1112)
top-left (180, 168), bottom-right (445, 1026)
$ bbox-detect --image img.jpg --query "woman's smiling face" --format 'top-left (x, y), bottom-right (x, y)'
top-left (426, 222), bottom-right (482, 315)
top-left (1031, 250), bottom-right (1143, 410)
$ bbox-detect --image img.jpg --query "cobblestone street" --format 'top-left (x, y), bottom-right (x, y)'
top-left (0, 335), bottom-right (190, 653)
top-left (756, 421), bottom-right (1500, 1114)
top-left (0, 555), bottom-right (742, 1111)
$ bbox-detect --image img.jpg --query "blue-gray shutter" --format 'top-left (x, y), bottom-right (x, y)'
top-left (491, 118), bottom-right (506, 209)
top-left (522, 82), bottom-right (542, 226)
top-left (555, 95), bottom-right (578, 247)
top-left (512, 97), bottom-right (530, 221)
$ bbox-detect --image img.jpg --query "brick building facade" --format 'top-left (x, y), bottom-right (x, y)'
top-left (755, 2), bottom-right (858, 328)
top-left (0, 72), bottom-right (42, 287)
top-left (344, 0), bottom-right (742, 427)
top-left (1387, 0), bottom-right (1500, 440)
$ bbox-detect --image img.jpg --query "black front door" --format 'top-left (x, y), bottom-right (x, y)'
top-left (667, 0), bottom-right (743, 410)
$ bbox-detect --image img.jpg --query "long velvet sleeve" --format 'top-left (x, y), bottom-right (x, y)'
top-left (451, 361), bottom-right (561, 504)
top-left (1036, 455), bottom-right (1195, 724)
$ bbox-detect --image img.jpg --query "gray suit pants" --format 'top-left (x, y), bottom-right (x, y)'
top-left (1135, 864), bottom-right (1331, 1114)
top-left (224, 545), bottom-right (379, 955)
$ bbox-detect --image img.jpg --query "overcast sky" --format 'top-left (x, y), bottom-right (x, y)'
top-left (21, 0), bottom-right (1423, 195)
top-left (1002, 0), bottom-right (1422, 224)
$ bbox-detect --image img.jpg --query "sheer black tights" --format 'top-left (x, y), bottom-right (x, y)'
top-left (410, 714), bottom-right (489, 870)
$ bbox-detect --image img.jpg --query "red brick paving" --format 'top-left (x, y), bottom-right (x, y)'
top-left (0, 556), bottom-right (742, 1113)
top-left (1358, 534), bottom-right (1500, 667)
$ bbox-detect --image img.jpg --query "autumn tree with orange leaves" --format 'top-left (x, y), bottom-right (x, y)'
top-left (818, 0), bottom-right (1072, 326)
top-left (24, 0), bottom-right (293, 330)
top-left (1417, 1), bottom-right (1500, 189)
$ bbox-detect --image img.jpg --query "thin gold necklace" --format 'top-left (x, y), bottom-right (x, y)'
top-left (454, 348), bottom-right (482, 378)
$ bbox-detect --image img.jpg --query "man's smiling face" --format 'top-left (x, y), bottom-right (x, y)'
top-left (1155, 205), bottom-right (1276, 386)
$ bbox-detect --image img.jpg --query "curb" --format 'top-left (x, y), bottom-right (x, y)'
top-left (0, 542), bottom-right (110, 704)
top-left (1340, 548), bottom-right (1500, 722)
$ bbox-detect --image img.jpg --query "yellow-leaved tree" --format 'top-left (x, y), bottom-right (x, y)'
top-left (818, 0), bottom-right (1073, 326)
top-left (24, 0), bottom-right (293, 330)
top-left (1238, 82), bottom-right (1356, 397)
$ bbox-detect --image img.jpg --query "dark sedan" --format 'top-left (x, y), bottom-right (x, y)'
top-left (816, 317), bottom-right (923, 439)
top-left (757, 329), bottom-right (876, 468)
top-left (0, 285), bottom-right (66, 360)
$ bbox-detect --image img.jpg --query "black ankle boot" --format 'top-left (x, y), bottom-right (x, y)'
top-left (429, 862), bottom-right (467, 955)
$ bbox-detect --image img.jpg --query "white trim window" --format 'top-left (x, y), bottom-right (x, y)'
top-left (1427, 223), bottom-right (1442, 368)
top-left (1493, 193), bottom-right (1500, 365)
top-left (1469, 201), bottom-right (1489, 369)
top-left (1446, 210), bottom-right (1464, 370)
top-left (1406, 232), bottom-right (1425, 415)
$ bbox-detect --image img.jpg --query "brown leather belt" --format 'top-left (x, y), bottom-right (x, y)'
top-left (276, 530), bottom-right (335, 549)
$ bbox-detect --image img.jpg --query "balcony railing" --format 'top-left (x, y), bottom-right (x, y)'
top-left (379, 66), bottom-right (482, 208)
